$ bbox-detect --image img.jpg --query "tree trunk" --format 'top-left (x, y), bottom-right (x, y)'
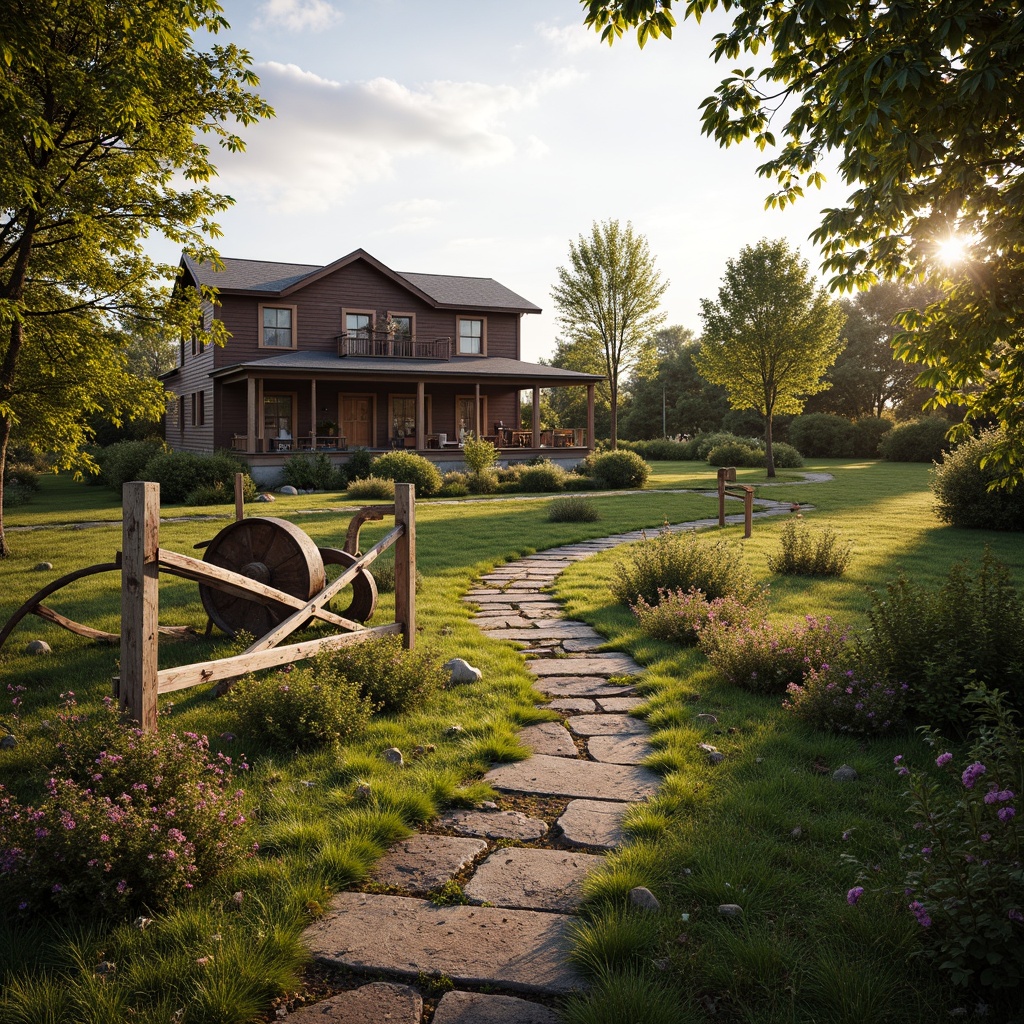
top-left (765, 410), bottom-right (776, 478)
top-left (0, 410), bottom-right (12, 557)
top-left (608, 378), bottom-right (618, 449)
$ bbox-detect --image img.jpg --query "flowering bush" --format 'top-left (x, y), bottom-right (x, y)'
top-left (783, 663), bottom-right (908, 734)
top-left (845, 687), bottom-right (1023, 990)
top-left (631, 587), bottom-right (763, 646)
top-left (0, 696), bottom-right (253, 916)
top-left (698, 614), bottom-right (850, 695)
top-left (766, 518), bottom-right (852, 577)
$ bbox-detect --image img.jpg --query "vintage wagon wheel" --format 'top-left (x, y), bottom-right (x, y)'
top-left (319, 547), bottom-right (378, 624)
top-left (199, 517), bottom-right (325, 638)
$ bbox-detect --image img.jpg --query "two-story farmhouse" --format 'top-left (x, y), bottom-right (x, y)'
top-left (163, 248), bottom-right (602, 482)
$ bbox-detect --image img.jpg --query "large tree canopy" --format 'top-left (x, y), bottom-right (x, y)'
top-left (696, 239), bottom-right (845, 476)
top-left (580, 0), bottom-right (1024, 485)
top-left (551, 219), bottom-right (667, 448)
top-left (0, 0), bottom-right (272, 553)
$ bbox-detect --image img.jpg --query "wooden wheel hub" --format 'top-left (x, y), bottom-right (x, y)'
top-left (240, 561), bottom-right (271, 584)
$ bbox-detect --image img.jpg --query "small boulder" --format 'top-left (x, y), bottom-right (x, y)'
top-left (698, 742), bottom-right (725, 765)
top-left (25, 639), bottom-right (51, 656)
top-left (629, 886), bottom-right (661, 912)
top-left (278, 485), bottom-right (299, 496)
top-left (354, 783), bottom-right (372, 801)
top-left (255, 492), bottom-right (275, 503)
top-left (478, 800), bottom-right (499, 811)
top-left (382, 747), bottom-right (404, 767)
top-left (718, 904), bottom-right (743, 918)
top-left (34, 561), bottom-right (54, 572)
top-left (832, 765), bottom-right (858, 783)
top-left (444, 724), bottom-right (465, 737)
top-left (695, 713), bottom-right (718, 725)
top-left (0, 735), bottom-right (17, 750)
top-left (444, 657), bottom-right (482, 685)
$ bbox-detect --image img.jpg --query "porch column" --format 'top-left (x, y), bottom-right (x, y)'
top-left (246, 377), bottom-right (257, 453)
top-left (586, 384), bottom-right (595, 452)
top-left (256, 379), bottom-right (265, 453)
top-left (532, 386), bottom-right (540, 448)
top-left (474, 383), bottom-right (481, 439)
top-left (310, 379), bottom-right (317, 449)
top-left (416, 380), bottom-right (425, 450)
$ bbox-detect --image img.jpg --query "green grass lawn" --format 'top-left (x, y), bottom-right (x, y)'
top-left (0, 461), bottom-right (1020, 1023)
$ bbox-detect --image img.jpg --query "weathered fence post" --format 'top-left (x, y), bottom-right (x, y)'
top-left (393, 482), bottom-right (416, 650)
top-left (121, 481), bottom-right (160, 731)
top-left (234, 471), bottom-right (245, 522)
top-left (743, 486), bottom-right (753, 539)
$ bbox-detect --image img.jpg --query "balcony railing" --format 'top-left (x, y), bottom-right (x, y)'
top-left (337, 333), bottom-right (452, 360)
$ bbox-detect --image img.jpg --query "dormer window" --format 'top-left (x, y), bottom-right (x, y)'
top-left (259, 304), bottom-right (297, 348)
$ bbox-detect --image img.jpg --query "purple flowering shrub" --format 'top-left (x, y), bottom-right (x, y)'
top-left (783, 663), bottom-right (908, 734)
top-left (845, 687), bottom-right (1023, 990)
top-left (630, 587), bottom-right (765, 646)
top-left (0, 696), bottom-right (253, 916)
top-left (698, 614), bottom-right (850, 695)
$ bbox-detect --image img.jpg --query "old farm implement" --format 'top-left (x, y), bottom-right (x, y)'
top-left (0, 480), bottom-right (416, 731)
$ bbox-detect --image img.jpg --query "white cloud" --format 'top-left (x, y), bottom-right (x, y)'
top-left (255, 0), bottom-right (342, 33)
top-left (535, 21), bottom-right (598, 55)
top-left (217, 62), bottom-right (578, 211)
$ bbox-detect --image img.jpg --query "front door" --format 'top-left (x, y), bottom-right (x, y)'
top-left (341, 396), bottom-right (373, 447)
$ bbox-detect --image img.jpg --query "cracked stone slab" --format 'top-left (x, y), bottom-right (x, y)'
top-left (305, 892), bottom-right (586, 995)
top-left (518, 722), bottom-right (577, 758)
top-left (527, 654), bottom-right (642, 677)
top-left (545, 698), bottom-right (597, 714)
top-left (435, 809), bottom-right (548, 842)
top-left (587, 733), bottom-right (652, 765)
top-left (567, 714), bottom-right (648, 737)
top-left (484, 626), bottom-right (604, 642)
top-left (557, 799), bottom-right (629, 850)
top-left (465, 847), bottom-right (604, 913)
top-left (486, 754), bottom-right (659, 801)
top-left (433, 991), bottom-right (561, 1024)
top-left (595, 697), bottom-right (644, 713)
top-left (372, 834), bottom-right (487, 892)
top-left (533, 677), bottom-right (637, 699)
top-left (286, 983), bottom-right (422, 1023)
top-left (473, 615), bottom-right (534, 629)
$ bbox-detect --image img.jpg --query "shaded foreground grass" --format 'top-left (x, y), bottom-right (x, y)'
top-left (553, 460), bottom-right (1023, 1023)
top-left (0, 479), bottom-right (717, 1023)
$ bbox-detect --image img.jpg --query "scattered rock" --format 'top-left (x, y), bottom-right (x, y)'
top-left (0, 735), bottom-right (16, 750)
top-left (695, 713), bottom-right (718, 725)
top-left (383, 747), bottom-right (404, 766)
top-left (629, 886), bottom-right (661, 912)
top-left (478, 800), bottom-right (499, 810)
top-left (698, 742), bottom-right (725, 765)
top-left (653, 958), bottom-right (670, 971)
top-left (718, 904), bottom-right (743, 917)
top-left (445, 724), bottom-right (465, 737)
top-left (278, 485), bottom-right (299, 495)
top-left (255, 492), bottom-right (275, 503)
top-left (790, 826), bottom-right (803, 839)
top-left (832, 765), bottom-right (858, 783)
top-left (94, 961), bottom-right (116, 975)
top-left (444, 657), bottom-right (483, 685)
top-left (33, 561), bottom-right (53, 571)
top-left (25, 639), bottom-right (51, 656)
top-left (354, 783), bottom-right (372, 800)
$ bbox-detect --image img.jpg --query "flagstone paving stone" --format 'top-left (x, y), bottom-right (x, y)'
top-left (486, 754), bottom-right (659, 802)
top-left (561, 637), bottom-right (608, 652)
top-left (464, 848), bottom-right (605, 913)
top-left (306, 892), bottom-right (586, 995)
top-left (595, 697), bottom-right (645, 713)
top-left (432, 990), bottom-right (561, 1024)
top-left (586, 734), bottom-right (653, 765)
top-left (285, 983), bottom-right (422, 1023)
top-left (526, 654), bottom-right (643, 677)
top-left (532, 677), bottom-right (637, 698)
top-left (544, 698), bottom-right (597, 714)
top-left (567, 714), bottom-right (648, 737)
top-left (371, 834), bottom-right (487, 893)
top-left (434, 809), bottom-right (548, 842)
top-left (556, 799), bottom-right (630, 850)
top-left (518, 722), bottom-right (577, 758)
top-left (484, 625), bottom-right (603, 641)
top-left (473, 615), bottom-right (534, 629)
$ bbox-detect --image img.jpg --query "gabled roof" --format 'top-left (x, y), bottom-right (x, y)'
top-left (180, 249), bottom-right (541, 314)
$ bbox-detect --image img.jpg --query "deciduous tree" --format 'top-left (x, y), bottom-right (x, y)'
top-left (0, 0), bottom-right (271, 554)
top-left (551, 220), bottom-right (667, 448)
top-left (695, 239), bottom-right (845, 476)
top-left (580, 0), bottom-right (1024, 486)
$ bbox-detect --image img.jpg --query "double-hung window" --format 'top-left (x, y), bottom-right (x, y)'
top-left (457, 317), bottom-right (485, 355)
top-left (260, 305), bottom-right (296, 348)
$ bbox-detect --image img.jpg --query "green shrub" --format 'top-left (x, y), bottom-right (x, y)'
top-left (343, 447), bottom-right (375, 483)
top-left (281, 452), bottom-right (336, 491)
top-left (547, 496), bottom-right (601, 523)
top-left (346, 475), bottom-right (395, 500)
top-left (229, 658), bottom-right (374, 749)
top-left (466, 468), bottom-right (499, 494)
top-left (97, 439), bottom-right (168, 490)
top-left (612, 528), bottom-right (760, 608)
top-left (141, 450), bottom-right (247, 503)
top-left (326, 634), bottom-right (447, 715)
top-left (3, 461), bottom-right (41, 491)
top-left (517, 462), bottom-right (567, 492)
top-left (462, 435), bottom-right (497, 474)
top-left (852, 415), bottom-right (893, 457)
top-left (588, 450), bottom-right (650, 489)
top-left (439, 470), bottom-right (469, 497)
top-left (496, 464), bottom-right (523, 484)
top-left (371, 451), bottom-right (443, 496)
top-left (632, 587), bottom-right (763, 646)
top-left (707, 440), bottom-right (763, 468)
top-left (699, 614), bottom-right (851, 694)
top-left (878, 416), bottom-right (953, 462)
top-left (564, 475), bottom-right (596, 491)
top-left (857, 551), bottom-right (1024, 729)
top-left (618, 438), bottom-right (692, 460)
top-left (187, 473), bottom-right (258, 506)
top-left (769, 441), bottom-right (804, 468)
top-left (0, 696), bottom-right (251, 916)
top-left (783, 663), bottom-right (907, 734)
top-left (766, 517), bottom-right (852, 576)
top-left (931, 428), bottom-right (1024, 531)
top-left (788, 413), bottom-right (856, 457)
top-left (690, 431), bottom-right (761, 461)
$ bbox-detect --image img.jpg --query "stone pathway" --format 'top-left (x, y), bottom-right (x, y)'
top-left (302, 500), bottom-right (797, 1021)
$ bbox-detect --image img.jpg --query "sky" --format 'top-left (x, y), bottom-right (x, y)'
top-left (170, 0), bottom-right (853, 363)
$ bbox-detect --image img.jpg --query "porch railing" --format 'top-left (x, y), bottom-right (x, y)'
top-left (337, 333), bottom-right (452, 360)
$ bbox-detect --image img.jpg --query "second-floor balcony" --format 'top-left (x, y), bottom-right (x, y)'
top-left (337, 332), bottom-right (452, 360)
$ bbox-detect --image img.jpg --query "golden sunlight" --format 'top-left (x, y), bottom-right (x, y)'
top-left (934, 234), bottom-right (969, 266)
